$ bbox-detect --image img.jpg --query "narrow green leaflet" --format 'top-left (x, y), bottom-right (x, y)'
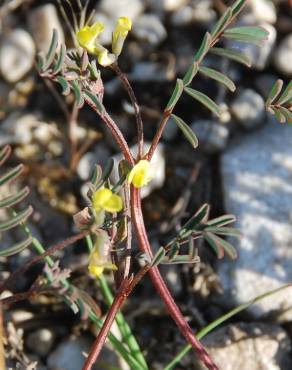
top-left (205, 214), bottom-right (236, 227)
top-left (211, 7), bottom-right (232, 39)
top-left (266, 79), bottom-right (283, 107)
top-left (166, 79), bottom-right (184, 110)
top-left (194, 32), bottom-right (212, 63)
top-left (0, 164), bottom-right (23, 187)
top-left (72, 80), bottom-right (84, 108)
top-left (167, 243), bottom-right (180, 261)
top-left (277, 81), bottom-right (292, 106)
top-left (83, 90), bottom-right (103, 113)
top-left (53, 44), bottom-right (66, 74)
top-left (231, 0), bottom-right (247, 18)
top-left (0, 187), bottom-right (30, 208)
top-left (0, 236), bottom-right (33, 257)
top-left (162, 255), bottom-right (200, 265)
top-left (101, 158), bottom-right (115, 182)
top-left (0, 145), bottom-right (11, 166)
top-left (204, 232), bottom-right (238, 259)
top-left (210, 47), bottom-right (251, 67)
top-left (278, 107), bottom-right (292, 124)
top-left (271, 107), bottom-right (286, 124)
top-left (178, 204), bottom-right (210, 237)
top-left (204, 226), bottom-right (241, 238)
top-left (56, 76), bottom-right (70, 95)
top-left (151, 247), bottom-right (166, 267)
top-left (223, 26), bottom-right (269, 45)
top-left (171, 114), bottom-right (198, 149)
top-left (183, 62), bottom-right (198, 86)
top-left (204, 232), bottom-right (225, 259)
top-left (0, 206), bottom-right (33, 232)
top-left (44, 28), bottom-right (58, 70)
top-left (199, 66), bottom-right (236, 92)
top-left (36, 53), bottom-right (46, 72)
top-left (184, 87), bottom-right (220, 117)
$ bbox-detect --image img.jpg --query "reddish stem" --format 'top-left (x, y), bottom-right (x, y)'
top-left (131, 187), bottom-right (219, 370)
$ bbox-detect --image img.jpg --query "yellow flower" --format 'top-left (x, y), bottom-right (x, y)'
top-left (88, 231), bottom-right (117, 278)
top-left (76, 22), bottom-right (104, 53)
top-left (97, 48), bottom-right (116, 67)
top-left (127, 160), bottom-right (153, 188)
top-left (92, 188), bottom-right (123, 213)
top-left (112, 17), bottom-right (132, 56)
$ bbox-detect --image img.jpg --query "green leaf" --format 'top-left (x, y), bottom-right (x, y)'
top-left (179, 204), bottom-right (210, 237)
top-left (194, 32), bottom-right (212, 62)
top-left (231, 0), bottom-right (247, 18)
top-left (183, 62), bottom-right (199, 86)
top-left (0, 187), bottom-right (30, 208)
top-left (151, 247), bottom-right (166, 267)
top-left (223, 26), bottom-right (269, 45)
top-left (204, 232), bottom-right (238, 259)
top-left (0, 145), bottom-right (11, 166)
top-left (277, 81), bottom-right (292, 106)
top-left (211, 7), bottom-right (232, 39)
top-left (204, 232), bottom-right (225, 259)
top-left (204, 226), bottom-right (241, 238)
top-left (210, 47), bottom-right (251, 67)
top-left (161, 255), bottom-right (200, 265)
top-left (271, 107), bottom-right (286, 124)
top-left (44, 28), bottom-right (58, 70)
top-left (36, 52), bottom-right (46, 72)
top-left (166, 79), bottom-right (184, 110)
top-left (90, 165), bottom-right (103, 188)
top-left (83, 90), bottom-right (103, 113)
top-left (56, 76), bottom-right (70, 95)
top-left (278, 107), bottom-right (292, 124)
top-left (171, 114), bottom-right (198, 149)
top-left (266, 79), bottom-right (283, 107)
top-left (199, 66), bottom-right (236, 92)
top-left (167, 243), bottom-right (180, 261)
top-left (0, 236), bottom-right (33, 257)
top-left (0, 206), bottom-right (33, 232)
top-left (205, 214), bottom-right (236, 227)
top-left (0, 164), bottom-right (23, 187)
top-left (72, 80), bottom-right (84, 108)
top-left (102, 158), bottom-right (114, 183)
top-left (184, 87), bottom-right (220, 117)
top-left (53, 44), bottom-right (66, 74)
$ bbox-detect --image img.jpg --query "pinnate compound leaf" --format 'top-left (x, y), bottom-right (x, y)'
top-left (0, 206), bottom-right (33, 232)
top-left (179, 203), bottom-right (210, 237)
top-left (266, 79), bottom-right (283, 107)
top-left (0, 236), bottom-right (33, 257)
top-left (204, 232), bottom-right (238, 259)
top-left (277, 81), bottom-right (292, 106)
top-left (223, 26), bottom-right (269, 45)
top-left (171, 114), bottom-right (198, 149)
top-left (199, 66), bottom-right (236, 92)
top-left (184, 87), bottom-right (221, 117)
top-left (166, 79), bottom-right (184, 110)
top-left (210, 47), bottom-right (251, 67)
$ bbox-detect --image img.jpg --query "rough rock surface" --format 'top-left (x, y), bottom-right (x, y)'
top-left (219, 121), bottom-right (292, 319)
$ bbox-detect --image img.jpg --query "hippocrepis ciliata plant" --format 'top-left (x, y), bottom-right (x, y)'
top-left (0, 0), bottom-right (291, 369)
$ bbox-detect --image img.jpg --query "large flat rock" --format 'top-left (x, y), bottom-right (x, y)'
top-left (219, 121), bottom-right (292, 319)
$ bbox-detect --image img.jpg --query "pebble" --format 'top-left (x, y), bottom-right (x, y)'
top-left (111, 142), bottom-right (166, 198)
top-left (255, 74), bottom-right (278, 99)
top-left (230, 89), bottom-right (265, 129)
top-left (162, 115), bottom-right (179, 141)
top-left (148, 0), bottom-right (188, 12)
top-left (77, 143), bottom-right (110, 181)
top-left (133, 14), bottom-right (167, 46)
top-left (28, 4), bottom-right (65, 52)
top-left (191, 120), bottom-right (229, 154)
top-left (129, 62), bottom-right (170, 82)
top-left (273, 33), bottom-right (292, 76)
top-left (196, 323), bottom-right (292, 370)
top-left (97, 0), bottom-right (144, 21)
top-left (219, 121), bottom-right (292, 320)
top-left (250, 0), bottom-right (277, 24)
top-left (0, 29), bottom-right (35, 83)
top-left (26, 328), bottom-right (54, 357)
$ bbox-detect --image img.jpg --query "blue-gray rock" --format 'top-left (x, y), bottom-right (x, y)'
top-left (97, 0), bottom-right (144, 21)
top-left (219, 121), bottom-right (292, 320)
top-left (273, 34), bottom-right (292, 76)
top-left (191, 120), bottom-right (229, 153)
top-left (133, 14), bottom-right (167, 46)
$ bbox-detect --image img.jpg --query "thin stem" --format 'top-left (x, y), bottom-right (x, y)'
top-left (163, 283), bottom-right (292, 370)
top-left (0, 303), bottom-right (6, 370)
top-left (130, 187), bottom-right (219, 370)
top-left (111, 63), bottom-right (144, 159)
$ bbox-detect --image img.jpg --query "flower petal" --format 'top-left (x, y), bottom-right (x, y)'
top-left (103, 193), bottom-right (123, 213)
top-left (127, 160), bottom-right (152, 188)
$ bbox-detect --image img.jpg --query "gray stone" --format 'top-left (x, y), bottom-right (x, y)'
top-left (129, 62), bottom-right (171, 82)
top-left (197, 323), bottom-right (292, 370)
top-left (191, 120), bottom-right (229, 153)
top-left (77, 144), bottom-right (111, 180)
top-left (133, 14), bottom-right (167, 46)
top-left (162, 116), bottom-right (179, 141)
top-left (191, 0), bottom-right (216, 24)
top-left (170, 6), bottom-right (194, 26)
top-left (111, 142), bottom-right (165, 198)
top-left (273, 34), bottom-right (292, 76)
top-left (230, 89), bottom-right (265, 129)
top-left (219, 122), bottom-right (292, 319)
top-left (148, 0), bottom-right (188, 12)
top-left (27, 328), bottom-right (54, 357)
top-left (97, 0), bottom-right (144, 21)
top-left (28, 4), bottom-right (65, 52)
top-left (250, 0), bottom-right (277, 24)
top-left (0, 29), bottom-right (35, 83)
top-left (255, 74), bottom-right (278, 99)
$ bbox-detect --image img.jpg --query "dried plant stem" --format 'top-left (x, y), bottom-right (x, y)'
top-left (131, 187), bottom-right (219, 370)
top-left (0, 303), bottom-right (5, 370)
top-left (111, 63), bottom-right (144, 159)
